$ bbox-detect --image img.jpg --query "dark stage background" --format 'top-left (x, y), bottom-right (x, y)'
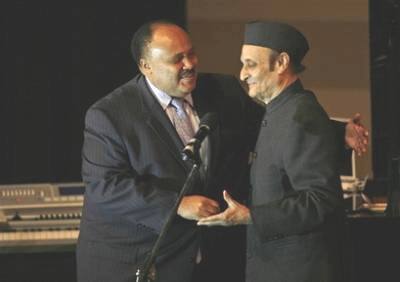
top-left (1, 0), bottom-right (399, 192)
top-left (1, 1), bottom-right (186, 184)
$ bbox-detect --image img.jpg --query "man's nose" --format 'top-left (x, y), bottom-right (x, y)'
top-left (240, 67), bottom-right (248, 81)
top-left (183, 55), bottom-right (197, 69)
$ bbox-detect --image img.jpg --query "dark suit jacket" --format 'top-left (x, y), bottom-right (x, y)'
top-left (246, 80), bottom-right (345, 282)
top-left (76, 73), bottom-right (255, 282)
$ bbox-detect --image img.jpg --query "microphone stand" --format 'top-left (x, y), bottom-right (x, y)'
top-left (136, 151), bottom-right (201, 282)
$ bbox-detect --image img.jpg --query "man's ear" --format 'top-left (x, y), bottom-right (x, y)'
top-left (139, 58), bottom-right (151, 74)
top-left (276, 52), bottom-right (290, 74)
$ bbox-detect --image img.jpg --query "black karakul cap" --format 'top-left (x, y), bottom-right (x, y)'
top-left (244, 21), bottom-right (309, 65)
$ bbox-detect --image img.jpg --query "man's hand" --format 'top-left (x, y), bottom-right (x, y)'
top-left (197, 191), bottom-right (251, 226)
top-left (345, 113), bottom-right (369, 156)
top-left (177, 195), bottom-right (220, 221)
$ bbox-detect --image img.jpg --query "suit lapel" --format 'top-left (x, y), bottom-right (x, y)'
top-left (135, 74), bottom-right (221, 177)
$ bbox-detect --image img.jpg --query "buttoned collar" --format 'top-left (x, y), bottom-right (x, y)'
top-left (265, 79), bottom-right (304, 113)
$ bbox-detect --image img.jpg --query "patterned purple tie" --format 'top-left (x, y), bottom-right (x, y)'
top-left (169, 98), bottom-right (195, 145)
top-left (170, 98), bottom-right (204, 263)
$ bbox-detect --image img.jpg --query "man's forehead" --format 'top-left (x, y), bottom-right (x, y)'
top-left (151, 24), bottom-right (190, 43)
top-left (242, 44), bottom-right (272, 53)
top-left (241, 44), bottom-right (271, 59)
top-left (149, 26), bottom-right (193, 53)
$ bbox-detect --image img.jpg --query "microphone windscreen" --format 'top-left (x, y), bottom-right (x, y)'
top-left (199, 112), bottom-right (218, 130)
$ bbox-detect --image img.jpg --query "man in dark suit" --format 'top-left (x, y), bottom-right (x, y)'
top-left (76, 20), bottom-right (258, 282)
top-left (198, 21), bottom-right (347, 282)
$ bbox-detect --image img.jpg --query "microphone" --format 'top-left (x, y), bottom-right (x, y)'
top-left (182, 112), bottom-right (218, 162)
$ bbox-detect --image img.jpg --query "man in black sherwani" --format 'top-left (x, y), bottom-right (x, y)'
top-left (199, 21), bottom-right (347, 282)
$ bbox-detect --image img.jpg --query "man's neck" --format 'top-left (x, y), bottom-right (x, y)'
top-left (263, 74), bottom-right (298, 105)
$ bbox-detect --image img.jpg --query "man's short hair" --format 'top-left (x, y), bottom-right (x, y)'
top-left (130, 20), bottom-right (178, 65)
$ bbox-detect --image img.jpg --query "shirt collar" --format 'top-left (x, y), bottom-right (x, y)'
top-left (145, 77), bottom-right (194, 110)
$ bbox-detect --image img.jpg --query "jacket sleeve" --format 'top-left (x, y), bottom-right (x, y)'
top-left (330, 119), bottom-right (353, 175)
top-left (81, 106), bottom-right (179, 233)
top-left (250, 97), bottom-right (344, 240)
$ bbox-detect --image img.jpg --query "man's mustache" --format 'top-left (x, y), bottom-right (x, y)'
top-left (180, 69), bottom-right (196, 78)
